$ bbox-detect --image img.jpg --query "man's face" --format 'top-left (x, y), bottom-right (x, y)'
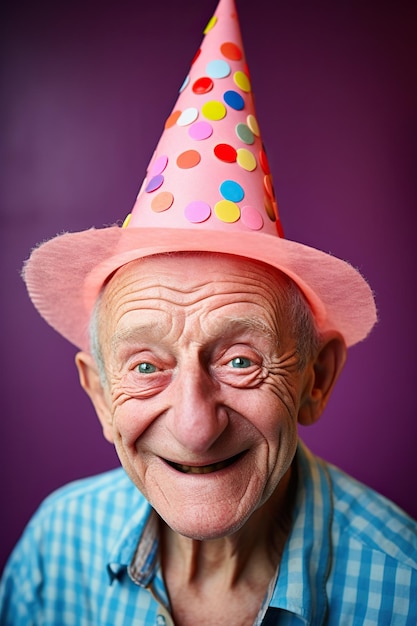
top-left (95, 254), bottom-right (312, 539)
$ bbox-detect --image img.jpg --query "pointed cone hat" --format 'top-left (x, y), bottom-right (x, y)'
top-left (23, 0), bottom-right (376, 352)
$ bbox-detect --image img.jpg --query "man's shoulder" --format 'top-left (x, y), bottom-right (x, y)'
top-left (38, 466), bottom-right (137, 508)
top-left (28, 467), bottom-right (146, 535)
top-left (326, 460), bottom-right (417, 569)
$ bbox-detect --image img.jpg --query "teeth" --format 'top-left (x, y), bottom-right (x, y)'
top-left (168, 453), bottom-right (242, 474)
top-left (175, 460), bottom-right (230, 474)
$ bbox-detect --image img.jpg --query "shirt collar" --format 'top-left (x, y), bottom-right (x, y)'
top-left (269, 441), bottom-right (333, 626)
top-left (106, 491), bottom-right (154, 583)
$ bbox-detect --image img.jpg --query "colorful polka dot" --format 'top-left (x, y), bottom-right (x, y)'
top-left (276, 214), bottom-right (285, 238)
top-left (241, 206), bottom-right (264, 230)
top-left (259, 148), bottom-right (270, 174)
top-left (192, 77), bottom-right (214, 94)
top-left (176, 150), bottom-right (201, 169)
top-left (223, 90), bottom-right (244, 111)
top-left (188, 121), bottom-right (213, 140)
top-left (191, 48), bottom-right (202, 65)
top-left (149, 155), bottom-right (168, 177)
top-left (214, 143), bottom-right (237, 163)
top-left (233, 71), bottom-right (251, 92)
top-left (264, 195), bottom-right (276, 221)
top-left (165, 110), bottom-right (181, 129)
top-left (272, 199), bottom-right (280, 220)
top-left (247, 114), bottom-right (260, 136)
top-left (151, 191), bottom-right (174, 212)
top-left (177, 107), bottom-right (199, 126)
top-left (203, 16), bottom-right (217, 34)
top-left (185, 201), bottom-right (211, 223)
top-left (202, 100), bottom-right (227, 121)
top-left (179, 75), bottom-right (189, 93)
top-left (220, 180), bottom-right (244, 202)
top-left (206, 59), bottom-right (231, 79)
top-left (220, 42), bottom-right (243, 61)
top-left (236, 148), bottom-right (256, 171)
top-left (122, 213), bottom-right (132, 228)
top-left (263, 174), bottom-right (275, 199)
top-left (214, 200), bottom-right (240, 223)
top-left (235, 123), bottom-right (255, 144)
top-left (145, 174), bottom-right (164, 193)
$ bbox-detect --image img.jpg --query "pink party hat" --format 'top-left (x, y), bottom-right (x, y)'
top-left (23, 0), bottom-right (377, 352)
top-left (125, 0), bottom-right (283, 237)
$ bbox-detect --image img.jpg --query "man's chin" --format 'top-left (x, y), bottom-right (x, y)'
top-left (159, 508), bottom-right (252, 541)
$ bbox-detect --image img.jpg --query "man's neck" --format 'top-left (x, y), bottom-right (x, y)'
top-left (160, 464), bottom-right (296, 588)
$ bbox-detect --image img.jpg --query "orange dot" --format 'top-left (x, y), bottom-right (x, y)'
top-left (176, 150), bottom-right (201, 169)
top-left (220, 42), bottom-right (242, 61)
top-left (264, 195), bottom-right (276, 221)
top-left (151, 191), bottom-right (174, 212)
top-left (165, 110), bottom-right (181, 129)
top-left (263, 174), bottom-right (275, 199)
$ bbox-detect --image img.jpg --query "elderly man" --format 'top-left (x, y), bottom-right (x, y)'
top-left (1, 0), bottom-right (416, 624)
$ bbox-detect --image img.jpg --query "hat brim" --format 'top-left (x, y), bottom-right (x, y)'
top-left (23, 226), bottom-right (376, 351)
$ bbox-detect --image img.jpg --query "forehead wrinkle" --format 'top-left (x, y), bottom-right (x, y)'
top-left (110, 321), bottom-right (169, 353)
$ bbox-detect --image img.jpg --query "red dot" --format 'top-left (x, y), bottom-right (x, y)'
top-left (220, 41), bottom-right (242, 61)
top-left (276, 214), bottom-right (285, 238)
top-left (192, 77), bottom-right (214, 95)
top-left (214, 143), bottom-right (237, 163)
top-left (191, 48), bottom-right (201, 65)
top-left (259, 148), bottom-right (270, 174)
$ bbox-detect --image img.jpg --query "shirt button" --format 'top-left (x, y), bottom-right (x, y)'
top-left (156, 616), bottom-right (167, 626)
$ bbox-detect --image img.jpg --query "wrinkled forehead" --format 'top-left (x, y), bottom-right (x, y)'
top-left (102, 251), bottom-right (294, 299)
top-left (93, 251), bottom-right (299, 334)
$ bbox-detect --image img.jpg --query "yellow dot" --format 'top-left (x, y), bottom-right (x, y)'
top-left (233, 71), bottom-right (251, 92)
top-left (214, 200), bottom-right (240, 223)
top-left (203, 15), bottom-right (217, 34)
top-left (122, 213), bottom-right (132, 228)
top-left (202, 100), bottom-right (227, 121)
top-left (247, 114), bottom-right (260, 136)
top-left (236, 148), bottom-right (257, 171)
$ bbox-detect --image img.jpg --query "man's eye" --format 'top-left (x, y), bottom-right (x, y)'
top-left (229, 357), bottom-right (252, 369)
top-left (136, 362), bottom-right (157, 374)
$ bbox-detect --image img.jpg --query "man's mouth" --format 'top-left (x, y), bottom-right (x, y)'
top-left (165, 451), bottom-right (244, 474)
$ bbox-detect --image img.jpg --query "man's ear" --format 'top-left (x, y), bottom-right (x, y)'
top-left (75, 351), bottom-right (114, 443)
top-left (298, 332), bottom-right (347, 426)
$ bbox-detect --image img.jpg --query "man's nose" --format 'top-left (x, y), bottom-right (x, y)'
top-left (167, 363), bottom-right (228, 453)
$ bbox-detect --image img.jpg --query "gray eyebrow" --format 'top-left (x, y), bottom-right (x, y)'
top-left (110, 323), bottom-right (165, 351)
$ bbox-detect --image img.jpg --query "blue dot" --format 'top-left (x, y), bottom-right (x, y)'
top-left (179, 74), bottom-right (189, 93)
top-left (223, 90), bottom-right (245, 111)
top-left (220, 180), bottom-right (245, 203)
top-left (206, 59), bottom-right (231, 79)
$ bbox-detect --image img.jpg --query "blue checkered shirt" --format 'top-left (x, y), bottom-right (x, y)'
top-left (1, 441), bottom-right (416, 625)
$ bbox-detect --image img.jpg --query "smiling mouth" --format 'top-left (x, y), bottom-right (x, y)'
top-left (166, 452), bottom-right (244, 474)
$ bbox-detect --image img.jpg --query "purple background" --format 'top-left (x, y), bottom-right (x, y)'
top-left (1, 0), bottom-right (416, 570)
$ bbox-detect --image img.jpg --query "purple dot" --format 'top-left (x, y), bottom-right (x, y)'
top-left (184, 201), bottom-right (211, 223)
top-left (145, 174), bottom-right (164, 193)
top-left (188, 121), bottom-right (213, 141)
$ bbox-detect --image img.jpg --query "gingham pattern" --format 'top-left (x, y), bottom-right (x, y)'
top-left (1, 442), bottom-right (416, 625)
